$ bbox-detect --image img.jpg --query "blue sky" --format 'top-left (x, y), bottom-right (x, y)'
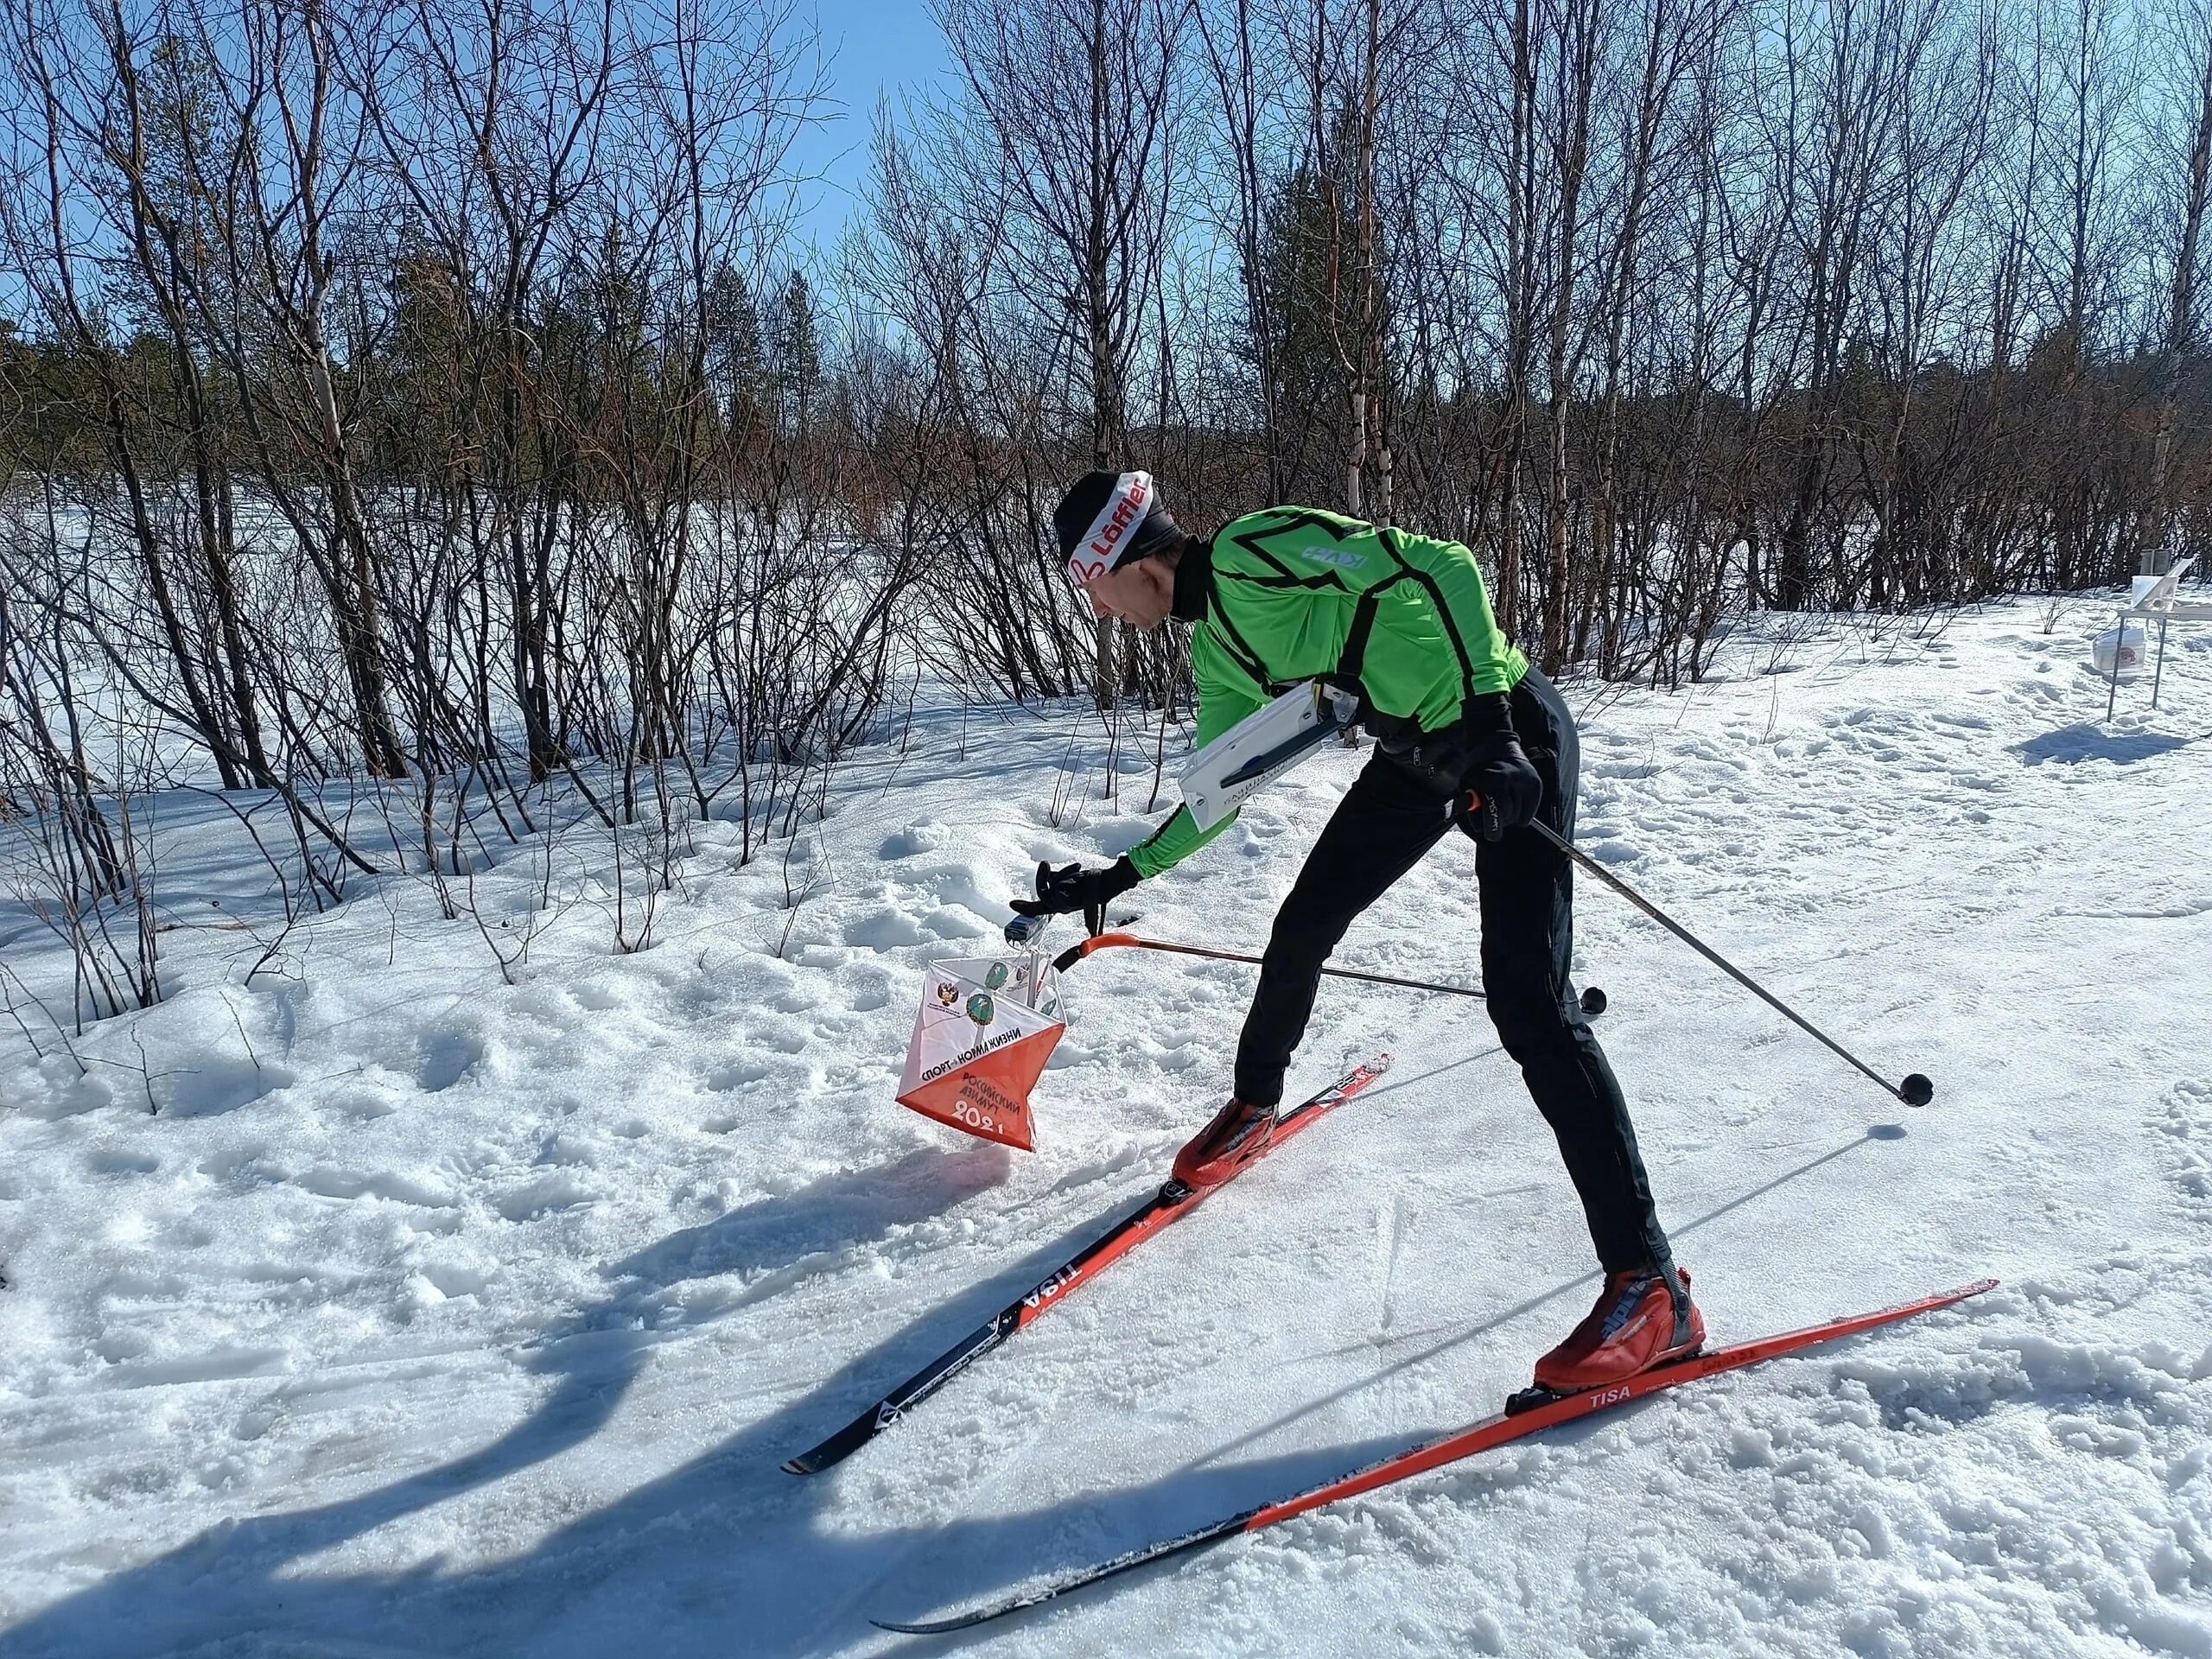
top-left (786, 1), bottom-right (952, 248)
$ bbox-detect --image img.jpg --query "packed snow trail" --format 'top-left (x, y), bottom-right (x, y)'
top-left (785, 1055), bottom-right (1393, 1475)
top-left (872, 1281), bottom-right (2005, 1635)
top-left (3, 599), bottom-right (2209, 1657)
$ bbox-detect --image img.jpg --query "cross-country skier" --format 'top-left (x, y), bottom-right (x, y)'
top-left (1009, 469), bottom-right (1704, 1395)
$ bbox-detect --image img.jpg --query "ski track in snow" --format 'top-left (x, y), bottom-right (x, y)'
top-left (2, 598), bottom-right (2209, 1657)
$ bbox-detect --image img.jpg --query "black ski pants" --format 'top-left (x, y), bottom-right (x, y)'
top-left (1232, 666), bottom-right (1672, 1275)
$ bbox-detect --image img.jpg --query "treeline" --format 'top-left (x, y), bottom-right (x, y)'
top-left (893, 0), bottom-right (2212, 687)
top-left (2, 0), bottom-right (2209, 1021)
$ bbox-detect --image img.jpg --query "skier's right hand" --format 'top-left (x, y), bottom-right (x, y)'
top-left (1459, 699), bottom-right (1541, 841)
top-left (1010, 857), bottom-right (1139, 938)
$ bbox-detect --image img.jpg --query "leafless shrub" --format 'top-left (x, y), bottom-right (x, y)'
top-left (2, 0), bottom-right (2209, 1043)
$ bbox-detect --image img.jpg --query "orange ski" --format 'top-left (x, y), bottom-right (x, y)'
top-left (876, 1276), bottom-right (1999, 1634)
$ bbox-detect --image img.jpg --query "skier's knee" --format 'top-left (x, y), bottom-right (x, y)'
top-left (1485, 989), bottom-right (1580, 1058)
top-left (1263, 908), bottom-right (1348, 977)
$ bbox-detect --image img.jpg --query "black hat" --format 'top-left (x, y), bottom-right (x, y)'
top-left (1053, 469), bottom-right (1179, 585)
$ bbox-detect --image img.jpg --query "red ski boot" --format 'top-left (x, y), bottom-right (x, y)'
top-left (1172, 1097), bottom-right (1278, 1188)
top-left (1531, 1265), bottom-right (1705, 1395)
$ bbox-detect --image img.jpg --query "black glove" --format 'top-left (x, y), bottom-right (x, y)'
top-left (1009, 856), bottom-right (1140, 937)
top-left (1457, 695), bottom-right (1541, 842)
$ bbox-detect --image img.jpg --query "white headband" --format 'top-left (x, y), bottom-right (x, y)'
top-left (1066, 470), bottom-right (1154, 587)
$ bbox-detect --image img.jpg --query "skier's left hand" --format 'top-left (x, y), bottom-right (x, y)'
top-left (1011, 857), bottom-right (1139, 937)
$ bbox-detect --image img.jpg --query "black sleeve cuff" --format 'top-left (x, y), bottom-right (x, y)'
top-left (1462, 691), bottom-right (1515, 737)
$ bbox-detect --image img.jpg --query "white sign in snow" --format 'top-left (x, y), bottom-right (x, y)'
top-left (2101, 556), bottom-right (2207, 715)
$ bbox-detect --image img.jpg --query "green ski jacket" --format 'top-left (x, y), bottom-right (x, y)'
top-left (1128, 506), bottom-right (1529, 879)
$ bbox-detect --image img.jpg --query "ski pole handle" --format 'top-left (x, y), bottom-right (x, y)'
top-left (1051, 931), bottom-right (1150, 973)
top-left (1460, 788), bottom-right (1503, 842)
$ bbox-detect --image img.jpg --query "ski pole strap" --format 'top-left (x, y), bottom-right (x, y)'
top-left (1052, 931), bottom-right (1489, 1001)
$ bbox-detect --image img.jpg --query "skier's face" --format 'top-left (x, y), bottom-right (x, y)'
top-left (1078, 555), bottom-right (1175, 631)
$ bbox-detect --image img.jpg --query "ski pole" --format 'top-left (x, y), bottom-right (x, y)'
top-left (1502, 812), bottom-right (1931, 1106)
top-left (1039, 928), bottom-right (1609, 1018)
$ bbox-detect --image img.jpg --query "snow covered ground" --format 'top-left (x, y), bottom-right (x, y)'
top-left (3, 595), bottom-right (2209, 1658)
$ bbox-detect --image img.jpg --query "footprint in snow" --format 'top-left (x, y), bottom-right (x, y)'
top-left (86, 1147), bottom-right (161, 1176)
top-left (844, 908), bottom-right (925, 950)
top-left (417, 1030), bottom-right (486, 1093)
top-left (162, 1057), bottom-right (296, 1118)
top-left (331, 1087), bottom-right (401, 1121)
top-left (294, 1166), bottom-right (458, 1208)
top-left (844, 980), bottom-right (893, 1013)
top-left (416, 1262), bottom-right (490, 1299)
top-left (496, 1173), bottom-right (595, 1220)
top-left (702, 1061), bottom-right (770, 1092)
top-left (880, 822), bottom-right (947, 858)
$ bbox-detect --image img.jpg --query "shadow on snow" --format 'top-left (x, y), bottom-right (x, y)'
top-left (2, 1113), bottom-right (1918, 1657)
top-left (2012, 725), bottom-right (2191, 767)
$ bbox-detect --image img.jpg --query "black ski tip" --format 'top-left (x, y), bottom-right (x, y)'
top-left (783, 1412), bottom-right (878, 1476)
top-left (1579, 985), bottom-right (1608, 1017)
top-left (783, 1435), bottom-right (849, 1474)
top-left (1899, 1072), bottom-right (1935, 1107)
top-left (871, 1613), bottom-right (985, 1637)
top-left (782, 1435), bottom-right (849, 1476)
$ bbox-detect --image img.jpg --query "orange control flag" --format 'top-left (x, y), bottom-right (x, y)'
top-left (896, 954), bottom-right (1065, 1151)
